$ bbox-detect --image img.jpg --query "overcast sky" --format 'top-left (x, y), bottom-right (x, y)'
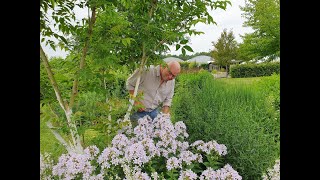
top-left (41, 0), bottom-right (253, 58)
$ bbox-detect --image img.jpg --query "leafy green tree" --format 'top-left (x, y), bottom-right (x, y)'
top-left (86, 0), bottom-right (232, 122)
top-left (211, 28), bottom-right (238, 73)
top-left (40, 0), bottom-right (84, 51)
top-left (40, 0), bottom-right (102, 153)
top-left (238, 0), bottom-right (280, 61)
top-left (89, 0), bottom-right (232, 67)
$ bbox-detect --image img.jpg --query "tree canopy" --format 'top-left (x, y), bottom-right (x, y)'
top-left (238, 0), bottom-right (280, 61)
top-left (211, 28), bottom-right (238, 71)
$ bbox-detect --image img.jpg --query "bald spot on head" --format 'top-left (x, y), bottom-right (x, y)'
top-left (167, 61), bottom-right (181, 75)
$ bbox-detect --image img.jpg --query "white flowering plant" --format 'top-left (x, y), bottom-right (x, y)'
top-left (40, 152), bottom-right (54, 180)
top-left (41, 114), bottom-right (242, 180)
top-left (262, 159), bottom-right (280, 180)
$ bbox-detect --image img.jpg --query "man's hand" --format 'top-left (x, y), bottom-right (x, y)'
top-left (136, 101), bottom-right (145, 112)
top-left (162, 106), bottom-right (170, 114)
top-left (129, 90), bottom-right (145, 112)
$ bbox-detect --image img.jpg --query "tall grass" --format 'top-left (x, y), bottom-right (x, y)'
top-left (40, 106), bottom-right (67, 160)
top-left (171, 72), bottom-right (280, 179)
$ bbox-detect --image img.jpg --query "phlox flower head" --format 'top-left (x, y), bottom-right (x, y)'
top-left (84, 145), bottom-right (100, 160)
top-left (166, 157), bottom-right (182, 170)
top-left (97, 147), bottom-right (122, 170)
top-left (178, 169), bottom-right (198, 180)
top-left (133, 170), bottom-right (152, 180)
top-left (262, 159), bottom-right (280, 180)
top-left (193, 140), bottom-right (228, 156)
top-left (174, 121), bottom-right (189, 138)
top-left (52, 151), bottom-right (95, 180)
top-left (112, 134), bottom-right (131, 150)
top-left (179, 150), bottom-right (201, 165)
top-left (124, 141), bottom-right (150, 166)
top-left (200, 164), bottom-right (242, 180)
top-left (134, 117), bottom-right (155, 140)
top-left (40, 153), bottom-right (54, 179)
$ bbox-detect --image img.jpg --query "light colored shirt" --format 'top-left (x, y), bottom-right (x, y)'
top-left (126, 65), bottom-right (175, 112)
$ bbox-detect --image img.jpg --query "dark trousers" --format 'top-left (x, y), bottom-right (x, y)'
top-left (131, 108), bottom-right (159, 120)
top-left (130, 108), bottom-right (159, 128)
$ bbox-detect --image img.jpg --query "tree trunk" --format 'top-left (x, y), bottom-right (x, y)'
top-left (40, 7), bottom-right (97, 153)
top-left (123, 43), bottom-right (148, 124)
top-left (69, 7), bottom-right (97, 109)
top-left (40, 45), bottom-right (83, 153)
top-left (226, 65), bottom-right (229, 77)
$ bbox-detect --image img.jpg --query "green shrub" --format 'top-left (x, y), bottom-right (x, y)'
top-left (188, 62), bottom-right (197, 69)
top-left (199, 63), bottom-right (208, 69)
top-left (230, 62), bottom-right (280, 78)
top-left (255, 73), bottom-right (280, 111)
top-left (180, 62), bottom-right (189, 69)
top-left (171, 72), bottom-right (280, 179)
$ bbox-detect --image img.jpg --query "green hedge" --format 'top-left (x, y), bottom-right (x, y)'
top-left (229, 62), bottom-right (280, 78)
top-left (171, 72), bottom-right (280, 179)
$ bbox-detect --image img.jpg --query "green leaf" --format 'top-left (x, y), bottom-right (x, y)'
top-left (49, 0), bottom-right (55, 8)
top-left (43, 2), bottom-right (48, 12)
top-left (49, 42), bottom-right (56, 51)
top-left (176, 44), bottom-right (181, 51)
top-left (180, 39), bottom-right (188, 44)
top-left (207, 15), bottom-right (214, 24)
top-left (203, 162), bottom-right (210, 167)
top-left (183, 45), bottom-right (194, 52)
top-left (121, 38), bottom-right (132, 47)
top-left (182, 48), bottom-right (186, 56)
top-left (59, 36), bottom-right (68, 45)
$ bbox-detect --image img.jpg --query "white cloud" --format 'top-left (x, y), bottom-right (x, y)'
top-left (168, 0), bottom-right (254, 55)
top-left (41, 0), bottom-right (253, 58)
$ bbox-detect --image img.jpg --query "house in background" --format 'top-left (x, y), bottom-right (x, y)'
top-left (163, 57), bottom-right (184, 63)
top-left (186, 55), bottom-right (214, 64)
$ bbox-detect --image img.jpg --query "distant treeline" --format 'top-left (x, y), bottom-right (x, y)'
top-left (159, 51), bottom-right (211, 61)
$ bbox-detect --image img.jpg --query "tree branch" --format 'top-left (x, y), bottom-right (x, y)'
top-left (69, 7), bottom-right (97, 109)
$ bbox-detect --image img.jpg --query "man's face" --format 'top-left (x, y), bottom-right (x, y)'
top-left (163, 65), bottom-right (180, 81)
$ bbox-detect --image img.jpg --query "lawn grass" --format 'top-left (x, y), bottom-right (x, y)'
top-left (40, 113), bottom-right (103, 161)
top-left (216, 76), bottom-right (263, 85)
top-left (40, 113), bottom-right (67, 160)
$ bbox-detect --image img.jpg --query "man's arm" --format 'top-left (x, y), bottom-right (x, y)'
top-left (162, 81), bottom-right (175, 114)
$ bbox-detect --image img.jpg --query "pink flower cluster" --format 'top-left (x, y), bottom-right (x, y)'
top-left (40, 114), bottom-right (242, 179)
top-left (52, 146), bottom-right (100, 179)
top-left (199, 165), bottom-right (242, 180)
top-left (191, 140), bottom-right (227, 156)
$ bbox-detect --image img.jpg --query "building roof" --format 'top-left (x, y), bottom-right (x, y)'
top-left (163, 57), bottom-right (185, 63)
top-left (186, 55), bottom-right (214, 64)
